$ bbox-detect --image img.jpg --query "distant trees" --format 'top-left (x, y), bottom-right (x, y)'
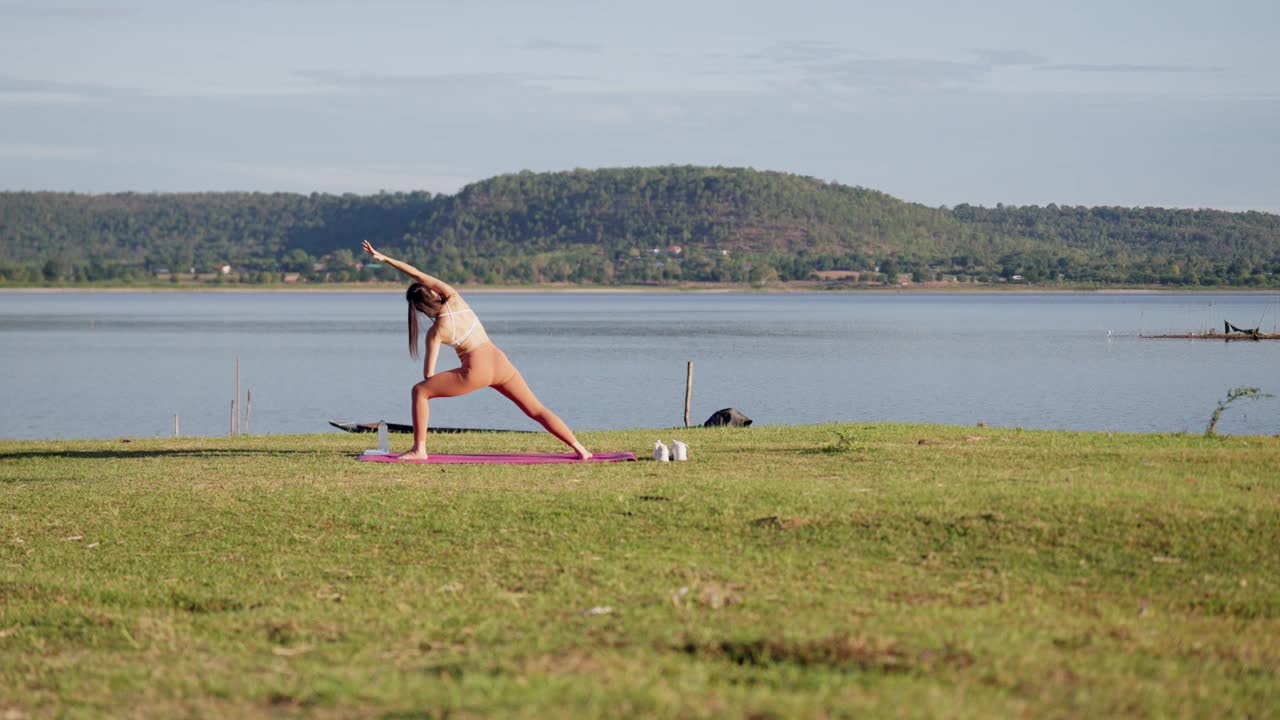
top-left (1, 168), bottom-right (1277, 287)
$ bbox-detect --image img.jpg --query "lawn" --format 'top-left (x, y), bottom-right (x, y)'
top-left (2, 423), bottom-right (1278, 718)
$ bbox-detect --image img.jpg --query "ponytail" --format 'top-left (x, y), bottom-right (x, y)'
top-left (408, 300), bottom-right (420, 359)
top-left (405, 282), bottom-right (443, 359)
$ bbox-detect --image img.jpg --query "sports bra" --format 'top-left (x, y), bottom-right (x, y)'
top-left (436, 295), bottom-right (489, 353)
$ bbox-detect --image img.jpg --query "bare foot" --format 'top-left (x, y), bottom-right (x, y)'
top-left (398, 449), bottom-right (429, 461)
top-left (574, 444), bottom-right (593, 461)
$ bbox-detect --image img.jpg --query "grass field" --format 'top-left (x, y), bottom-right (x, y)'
top-left (2, 424), bottom-right (1278, 718)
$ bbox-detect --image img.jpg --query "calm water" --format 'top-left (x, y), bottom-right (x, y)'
top-left (1, 291), bottom-right (1278, 440)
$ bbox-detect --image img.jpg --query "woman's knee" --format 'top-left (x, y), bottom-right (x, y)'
top-left (413, 380), bottom-right (432, 399)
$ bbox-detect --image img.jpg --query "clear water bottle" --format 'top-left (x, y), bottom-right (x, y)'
top-left (377, 421), bottom-right (390, 454)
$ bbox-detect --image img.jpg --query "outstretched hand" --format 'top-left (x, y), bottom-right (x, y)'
top-left (361, 240), bottom-right (386, 262)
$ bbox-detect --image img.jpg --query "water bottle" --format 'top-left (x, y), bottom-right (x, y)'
top-left (671, 440), bottom-right (688, 461)
top-left (653, 440), bottom-right (670, 462)
top-left (377, 420), bottom-right (390, 454)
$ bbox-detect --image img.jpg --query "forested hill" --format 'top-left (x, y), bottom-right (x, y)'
top-left (2, 166), bottom-right (1278, 286)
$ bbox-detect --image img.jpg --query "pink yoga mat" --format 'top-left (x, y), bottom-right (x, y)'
top-left (357, 451), bottom-right (636, 465)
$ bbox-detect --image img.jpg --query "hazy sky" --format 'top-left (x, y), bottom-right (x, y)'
top-left (2, 0), bottom-right (1277, 210)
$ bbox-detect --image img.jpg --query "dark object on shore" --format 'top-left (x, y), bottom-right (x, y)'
top-left (1144, 317), bottom-right (1279, 341)
top-left (1143, 332), bottom-right (1279, 342)
top-left (329, 421), bottom-right (534, 434)
top-left (703, 408), bottom-right (753, 427)
top-left (1226, 321), bottom-right (1261, 337)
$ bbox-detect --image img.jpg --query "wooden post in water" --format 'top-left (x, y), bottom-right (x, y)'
top-left (174, 413), bottom-right (179, 438)
top-left (230, 400), bottom-right (236, 436)
top-left (245, 389), bottom-right (252, 435)
top-left (235, 356), bottom-right (241, 436)
top-left (683, 360), bottom-right (694, 428)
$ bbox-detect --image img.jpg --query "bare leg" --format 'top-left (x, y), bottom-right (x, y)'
top-left (404, 380), bottom-right (431, 460)
top-left (403, 368), bottom-right (485, 460)
top-left (493, 370), bottom-right (591, 460)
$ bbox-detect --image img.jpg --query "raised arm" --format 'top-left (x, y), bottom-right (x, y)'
top-left (362, 241), bottom-right (457, 299)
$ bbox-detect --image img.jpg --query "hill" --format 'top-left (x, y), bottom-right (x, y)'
top-left (2, 166), bottom-right (1278, 286)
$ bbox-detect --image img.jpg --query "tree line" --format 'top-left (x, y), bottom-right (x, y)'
top-left (2, 166), bottom-right (1278, 287)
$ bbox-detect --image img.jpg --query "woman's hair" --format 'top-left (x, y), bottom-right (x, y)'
top-left (405, 282), bottom-right (445, 359)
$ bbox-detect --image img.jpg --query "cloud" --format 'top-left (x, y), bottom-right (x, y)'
top-left (737, 43), bottom-right (1228, 95)
top-left (734, 42), bottom-right (987, 93)
top-left (585, 106), bottom-right (631, 125)
top-left (1041, 63), bottom-right (1227, 73)
top-left (745, 41), bottom-right (853, 66)
top-left (817, 58), bottom-right (987, 91)
top-left (971, 49), bottom-right (1049, 67)
top-left (0, 143), bottom-right (97, 159)
top-left (0, 74), bottom-right (138, 103)
top-left (291, 69), bottom-right (580, 94)
top-left (0, 91), bottom-right (90, 106)
top-left (521, 39), bottom-right (602, 54)
top-left (0, 2), bottom-right (132, 20)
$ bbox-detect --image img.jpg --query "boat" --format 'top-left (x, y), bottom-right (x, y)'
top-left (329, 421), bottom-right (535, 434)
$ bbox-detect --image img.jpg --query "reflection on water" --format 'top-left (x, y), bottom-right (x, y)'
top-left (1, 291), bottom-right (1277, 440)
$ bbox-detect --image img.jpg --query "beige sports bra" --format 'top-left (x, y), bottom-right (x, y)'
top-left (435, 296), bottom-right (489, 352)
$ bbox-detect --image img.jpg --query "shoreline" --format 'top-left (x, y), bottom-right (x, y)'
top-left (3, 282), bottom-right (1278, 295)
top-left (4, 421), bottom-right (1279, 444)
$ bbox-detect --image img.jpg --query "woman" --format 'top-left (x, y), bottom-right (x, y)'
top-left (362, 241), bottom-right (592, 461)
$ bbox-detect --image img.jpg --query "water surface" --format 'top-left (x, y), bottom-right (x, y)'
top-left (1, 291), bottom-right (1277, 439)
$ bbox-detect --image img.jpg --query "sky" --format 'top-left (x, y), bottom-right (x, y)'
top-left (1, 0), bottom-right (1278, 211)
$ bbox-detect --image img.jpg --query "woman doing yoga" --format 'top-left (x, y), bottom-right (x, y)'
top-left (362, 241), bottom-right (591, 461)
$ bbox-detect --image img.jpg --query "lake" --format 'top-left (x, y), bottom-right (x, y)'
top-left (1, 291), bottom-right (1278, 440)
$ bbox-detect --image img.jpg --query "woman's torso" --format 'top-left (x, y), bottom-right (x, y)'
top-left (436, 294), bottom-right (491, 354)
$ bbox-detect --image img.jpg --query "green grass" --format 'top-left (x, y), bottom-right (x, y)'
top-left (2, 424), bottom-right (1278, 718)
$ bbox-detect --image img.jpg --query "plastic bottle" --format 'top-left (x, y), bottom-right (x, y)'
top-left (653, 440), bottom-right (670, 462)
top-left (377, 420), bottom-right (390, 454)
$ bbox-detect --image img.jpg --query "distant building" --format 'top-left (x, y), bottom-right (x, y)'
top-left (813, 270), bottom-right (861, 281)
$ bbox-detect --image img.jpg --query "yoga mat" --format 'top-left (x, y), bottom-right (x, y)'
top-left (357, 451), bottom-right (637, 465)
